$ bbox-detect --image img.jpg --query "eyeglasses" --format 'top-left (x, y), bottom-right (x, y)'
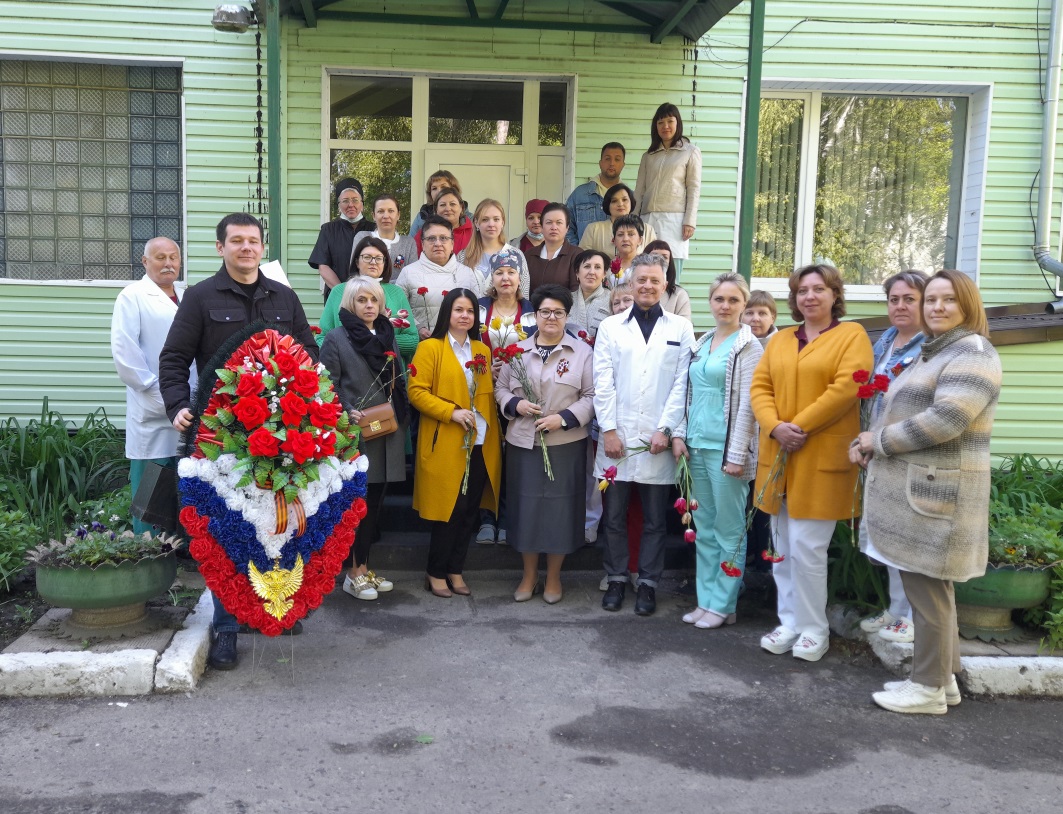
top-left (537, 309), bottom-right (567, 320)
top-left (423, 235), bottom-right (454, 244)
top-left (359, 255), bottom-right (385, 265)
top-left (338, 196), bottom-right (362, 205)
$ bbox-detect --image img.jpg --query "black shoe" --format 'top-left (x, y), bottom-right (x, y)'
top-left (602, 581), bottom-right (626, 612)
top-left (208, 631), bottom-right (239, 670)
top-left (239, 620), bottom-right (303, 635)
top-left (634, 583), bottom-right (656, 616)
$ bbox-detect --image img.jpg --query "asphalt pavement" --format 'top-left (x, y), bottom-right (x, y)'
top-left (1, 571), bottom-right (1061, 813)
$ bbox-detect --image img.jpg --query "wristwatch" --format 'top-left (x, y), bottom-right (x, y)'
top-left (658, 427), bottom-right (672, 439)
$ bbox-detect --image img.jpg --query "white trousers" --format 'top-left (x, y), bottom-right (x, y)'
top-left (584, 440), bottom-right (602, 538)
top-left (771, 501), bottom-right (835, 639)
top-left (887, 566), bottom-right (912, 620)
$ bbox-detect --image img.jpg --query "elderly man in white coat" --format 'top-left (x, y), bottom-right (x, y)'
top-left (110, 237), bottom-right (192, 534)
top-left (593, 253), bottom-right (694, 615)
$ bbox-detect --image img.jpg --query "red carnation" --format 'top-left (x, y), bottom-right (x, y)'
top-left (281, 429), bottom-right (318, 464)
top-left (384, 350), bottom-right (397, 359)
top-left (235, 371), bottom-right (264, 397)
top-left (857, 384), bottom-right (875, 399)
top-left (407, 363), bottom-right (417, 377)
top-left (417, 286), bottom-right (429, 296)
top-left (291, 368), bottom-right (320, 398)
top-left (852, 369), bottom-right (870, 385)
top-left (872, 374), bottom-right (890, 392)
top-left (279, 391), bottom-right (309, 427)
top-left (761, 550), bottom-right (785, 564)
top-left (310, 325), bottom-right (322, 335)
top-left (232, 394), bottom-right (271, 429)
top-left (308, 399), bottom-right (341, 429)
top-left (275, 350), bottom-right (300, 379)
top-left (247, 426), bottom-right (281, 457)
top-left (721, 561), bottom-right (743, 578)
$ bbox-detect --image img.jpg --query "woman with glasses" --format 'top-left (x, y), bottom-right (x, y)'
top-left (394, 216), bottom-right (480, 341)
top-left (496, 284), bottom-right (595, 604)
top-left (318, 235), bottom-right (420, 363)
top-left (308, 177), bottom-right (376, 303)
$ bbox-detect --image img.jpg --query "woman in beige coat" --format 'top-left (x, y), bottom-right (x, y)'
top-left (495, 284), bottom-right (595, 604)
top-left (851, 270), bottom-right (1001, 715)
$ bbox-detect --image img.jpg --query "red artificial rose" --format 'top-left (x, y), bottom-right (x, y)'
top-left (279, 391), bottom-right (309, 427)
top-left (852, 369), bottom-right (870, 385)
top-left (291, 368), bottom-right (321, 398)
top-left (857, 384), bottom-right (875, 399)
top-left (282, 429), bottom-right (318, 464)
top-left (235, 371), bottom-right (264, 397)
top-left (308, 400), bottom-right (342, 429)
top-left (232, 394), bottom-right (271, 429)
top-left (316, 430), bottom-right (336, 459)
top-left (872, 374), bottom-right (890, 392)
top-left (275, 350), bottom-right (300, 379)
top-left (417, 286), bottom-right (429, 296)
top-left (247, 426), bottom-right (281, 457)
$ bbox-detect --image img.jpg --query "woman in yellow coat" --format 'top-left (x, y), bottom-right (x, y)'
top-left (408, 288), bottom-right (502, 598)
top-left (750, 264), bottom-right (873, 662)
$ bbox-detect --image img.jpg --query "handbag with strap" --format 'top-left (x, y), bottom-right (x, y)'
top-left (356, 401), bottom-right (399, 439)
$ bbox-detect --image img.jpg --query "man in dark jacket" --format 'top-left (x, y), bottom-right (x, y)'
top-left (159, 212), bottom-right (318, 671)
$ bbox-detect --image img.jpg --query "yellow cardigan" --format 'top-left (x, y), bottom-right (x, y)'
top-left (750, 322), bottom-right (873, 520)
top-left (407, 337), bottom-right (501, 521)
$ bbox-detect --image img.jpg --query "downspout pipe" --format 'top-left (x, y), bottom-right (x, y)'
top-left (1033, 0), bottom-right (1063, 311)
top-left (735, 0), bottom-right (765, 282)
top-left (265, 0), bottom-right (283, 263)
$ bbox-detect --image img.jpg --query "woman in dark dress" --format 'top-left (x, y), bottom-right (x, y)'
top-left (309, 177), bottom-right (375, 303)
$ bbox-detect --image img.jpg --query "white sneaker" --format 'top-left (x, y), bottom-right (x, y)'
top-left (475, 523), bottom-right (496, 544)
top-left (885, 675), bottom-right (961, 706)
top-left (859, 610), bottom-right (898, 633)
top-left (496, 528), bottom-right (508, 545)
top-left (682, 607), bottom-right (708, 624)
top-left (760, 625), bottom-right (799, 654)
top-left (599, 575), bottom-right (609, 591)
top-left (342, 573), bottom-right (378, 601)
top-left (877, 617), bottom-right (915, 643)
top-left (872, 679), bottom-right (948, 715)
top-left (792, 633), bottom-right (829, 662)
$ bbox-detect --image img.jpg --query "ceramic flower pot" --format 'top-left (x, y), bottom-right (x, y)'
top-left (35, 554), bottom-right (178, 634)
top-left (954, 564), bottom-right (1052, 642)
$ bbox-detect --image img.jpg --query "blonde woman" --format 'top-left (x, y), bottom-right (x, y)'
top-left (458, 199), bottom-right (531, 299)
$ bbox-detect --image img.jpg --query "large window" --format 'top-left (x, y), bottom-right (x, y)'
top-left (0, 59), bottom-right (183, 282)
top-left (754, 93), bottom-right (967, 286)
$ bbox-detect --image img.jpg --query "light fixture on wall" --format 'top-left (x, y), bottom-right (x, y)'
top-left (212, 4), bottom-right (255, 34)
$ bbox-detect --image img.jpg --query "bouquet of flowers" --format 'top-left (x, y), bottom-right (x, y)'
top-left (494, 343), bottom-right (554, 481)
top-left (178, 329), bottom-right (368, 636)
top-left (674, 455), bottom-right (697, 545)
top-left (460, 353), bottom-right (489, 494)
top-left (482, 313), bottom-right (527, 348)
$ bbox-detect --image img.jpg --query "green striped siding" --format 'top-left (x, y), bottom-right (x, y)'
top-left (994, 342), bottom-right (1063, 459)
top-left (0, 1), bottom-right (262, 426)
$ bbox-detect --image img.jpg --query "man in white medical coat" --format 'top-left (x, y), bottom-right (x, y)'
top-left (110, 236), bottom-right (190, 534)
top-left (593, 253), bottom-right (694, 615)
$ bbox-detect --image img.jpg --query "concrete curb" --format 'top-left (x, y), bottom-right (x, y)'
top-left (0, 590), bottom-right (212, 698)
top-left (154, 590), bottom-right (213, 693)
top-left (828, 604), bottom-right (1063, 697)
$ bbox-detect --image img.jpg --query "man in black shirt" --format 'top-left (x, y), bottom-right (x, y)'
top-left (159, 212), bottom-right (318, 671)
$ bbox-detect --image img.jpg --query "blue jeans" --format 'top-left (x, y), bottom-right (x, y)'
top-left (689, 447), bottom-right (749, 615)
top-left (212, 594), bottom-right (239, 634)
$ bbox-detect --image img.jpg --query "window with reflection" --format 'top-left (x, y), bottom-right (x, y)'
top-left (428, 78), bottom-right (523, 145)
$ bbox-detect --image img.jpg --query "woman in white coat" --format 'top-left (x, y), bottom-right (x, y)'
top-left (110, 237), bottom-right (194, 534)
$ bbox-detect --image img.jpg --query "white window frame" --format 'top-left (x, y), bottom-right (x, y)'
top-left (320, 68), bottom-right (576, 226)
top-left (0, 51), bottom-right (187, 288)
top-left (743, 79), bottom-right (992, 301)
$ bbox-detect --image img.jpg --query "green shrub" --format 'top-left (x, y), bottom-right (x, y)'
top-left (827, 521), bottom-right (889, 613)
top-left (0, 398), bottom-right (128, 539)
top-left (0, 510), bottom-right (41, 593)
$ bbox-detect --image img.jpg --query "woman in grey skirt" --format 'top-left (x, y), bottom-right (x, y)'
top-left (495, 284), bottom-right (595, 604)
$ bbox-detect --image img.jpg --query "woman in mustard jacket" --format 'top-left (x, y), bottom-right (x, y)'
top-left (750, 264), bottom-right (873, 662)
top-left (408, 289), bottom-right (502, 597)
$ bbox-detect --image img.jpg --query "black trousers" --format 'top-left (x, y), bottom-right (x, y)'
top-left (427, 446), bottom-right (488, 578)
top-left (353, 481), bottom-right (388, 567)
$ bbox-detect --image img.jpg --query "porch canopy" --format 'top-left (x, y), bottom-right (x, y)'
top-left (281, 0), bottom-right (742, 43)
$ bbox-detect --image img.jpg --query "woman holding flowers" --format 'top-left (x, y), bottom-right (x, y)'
top-left (496, 284), bottom-right (595, 604)
top-left (318, 235), bottom-right (419, 363)
top-left (673, 273), bottom-right (762, 629)
top-left (408, 289), bottom-right (502, 597)
top-left (856, 269), bottom-right (929, 645)
top-left (320, 277), bottom-right (410, 600)
top-left (852, 270), bottom-right (1000, 715)
top-left (750, 264), bottom-right (873, 662)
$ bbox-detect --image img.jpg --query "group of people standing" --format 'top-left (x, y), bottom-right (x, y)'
top-left (111, 102), bottom-right (1005, 716)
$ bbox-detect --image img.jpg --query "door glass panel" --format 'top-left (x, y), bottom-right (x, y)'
top-left (330, 149), bottom-right (412, 232)
top-left (330, 75), bottom-right (413, 142)
top-left (753, 98), bottom-right (804, 279)
top-left (538, 82), bottom-right (567, 146)
top-left (428, 79), bottom-right (522, 144)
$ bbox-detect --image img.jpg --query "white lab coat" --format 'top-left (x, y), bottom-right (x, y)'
top-left (110, 276), bottom-right (193, 459)
top-left (592, 306), bottom-right (694, 484)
